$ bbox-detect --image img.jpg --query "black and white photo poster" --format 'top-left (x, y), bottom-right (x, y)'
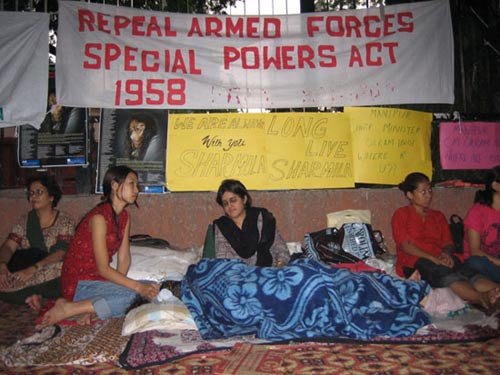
top-left (97, 109), bottom-right (168, 193)
top-left (18, 106), bottom-right (88, 168)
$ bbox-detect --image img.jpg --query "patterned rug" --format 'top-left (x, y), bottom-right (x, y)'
top-left (213, 339), bottom-right (500, 375)
top-left (0, 317), bottom-right (129, 367)
top-left (0, 299), bottom-right (129, 368)
top-left (3, 338), bottom-right (500, 375)
top-left (0, 300), bottom-right (37, 347)
top-left (119, 312), bottom-right (500, 370)
top-left (215, 342), bottom-right (288, 374)
top-left (118, 328), bottom-right (269, 369)
top-left (2, 299), bottom-right (499, 374)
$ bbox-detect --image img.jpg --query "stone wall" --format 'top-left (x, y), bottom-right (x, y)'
top-left (0, 187), bottom-right (477, 252)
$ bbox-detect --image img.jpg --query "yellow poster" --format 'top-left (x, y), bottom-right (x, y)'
top-left (265, 112), bottom-right (353, 190)
top-left (345, 107), bottom-right (433, 184)
top-left (167, 112), bottom-right (354, 191)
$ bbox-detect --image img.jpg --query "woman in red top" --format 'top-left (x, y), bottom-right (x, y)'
top-left (392, 172), bottom-right (500, 311)
top-left (35, 166), bottom-right (160, 329)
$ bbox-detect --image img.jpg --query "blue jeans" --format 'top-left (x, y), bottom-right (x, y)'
top-left (73, 280), bottom-right (139, 320)
top-left (465, 256), bottom-right (500, 283)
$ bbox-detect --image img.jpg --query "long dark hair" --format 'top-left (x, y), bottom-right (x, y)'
top-left (125, 112), bottom-right (157, 160)
top-left (398, 172), bottom-right (430, 194)
top-left (101, 165), bottom-right (138, 208)
top-left (474, 165), bottom-right (500, 206)
top-left (216, 179), bottom-right (252, 208)
top-left (26, 174), bottom-right (62, 208)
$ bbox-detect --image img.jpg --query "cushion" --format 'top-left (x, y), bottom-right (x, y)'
top-left (111, 245), bottom-right (202, 282)
top-left (122, 294), bottom-right (197, 336)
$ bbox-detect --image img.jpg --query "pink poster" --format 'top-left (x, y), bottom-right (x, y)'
top-left (440, 122), bottom-right (499, 170)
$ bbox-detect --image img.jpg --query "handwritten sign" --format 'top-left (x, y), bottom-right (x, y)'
top-left (56, 0), bottom-right (453, 109)
top-left (345, 107), bottom-right (432, 184)
top-left (167, 112), bottom-right (354, 191)
top-left (439, 122), bottom-right (500, 170)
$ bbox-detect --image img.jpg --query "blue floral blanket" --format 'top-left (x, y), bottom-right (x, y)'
top-left (181, 258), bottom-right (431, 341)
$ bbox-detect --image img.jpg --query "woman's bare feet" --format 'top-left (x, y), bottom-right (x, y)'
top-left (478, 286), bottom-right (500, 313)
top-left (25, 294), bottom-right (42, 312)
top-left (76, 312), bottom-right (98, 325)
top-left (35, 298), bottom-right (95, 330)
top-left (487, 286), bottom-right (500, 309)
top-left (35, 298), bottom-right (71, 330)
top-left (408, 270), bottom-right (421, 282)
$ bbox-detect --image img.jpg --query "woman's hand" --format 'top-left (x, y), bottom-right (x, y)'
top-left (13, 266), bottom-right (37, 283)
top-left (433, 253), bottom-right (454, 268)
top-left (136, 282), bottom-right (160, 301)
top-left (490, 255), bottom-right (500, 267)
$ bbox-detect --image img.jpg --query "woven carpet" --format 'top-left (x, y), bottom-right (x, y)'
top-left (1, 318), bottom-right (129, 367)
top-left (119, 312), bottom-right (500, 369)
top-left (213, 340), bottom-right (500, 375)
top-left (0, 300), bottom-right (129, 367)
top-left (3, 338), bottom-right (500, 375)
top-left (2, 300), bottom-right (500, 374)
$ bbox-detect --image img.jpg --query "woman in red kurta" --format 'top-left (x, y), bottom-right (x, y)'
top-left (391, 172), bottom-right (500, 312)
top-left (35, 166), bottom-right (160, 329)
top-left (61, 202), bottom-right (128, 301)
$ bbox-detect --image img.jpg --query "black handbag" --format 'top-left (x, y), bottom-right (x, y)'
top-left (7, 248), bottom-right (48, 273)
top-left (304, 227), bottom-right (362, 264)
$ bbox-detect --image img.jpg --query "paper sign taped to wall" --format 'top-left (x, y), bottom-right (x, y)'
top-left (439, 122), bottom-right (499, 170)
top-left (345, 107), bottom-right (433, 184)
top-left (167, 112), bottom-right (354, 191)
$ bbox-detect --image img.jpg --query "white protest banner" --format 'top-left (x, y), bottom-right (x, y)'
top-left (0, 12), bottom-right (49, 129)
top-left (57, 0), bottom-right (453, 110)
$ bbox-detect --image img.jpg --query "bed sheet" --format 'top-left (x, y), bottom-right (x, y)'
top-left (111, 245), bottom-right (202, 282)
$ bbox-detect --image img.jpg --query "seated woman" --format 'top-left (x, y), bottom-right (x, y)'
top-left (391, 172), bottom-right (500, 311)
top-left (34, 166), bottom-right (160, 329)
top-left (203, 179), bottom-right (290, 267)
top-left (177, 179), bottom-right (430, 341)
top-left (463, 165), bottom-right (500, 283)
top-left (0, 175), bottom-right (75, 305)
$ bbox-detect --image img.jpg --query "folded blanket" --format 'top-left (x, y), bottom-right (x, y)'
top-left (181, 258), bottom-right (430, 341)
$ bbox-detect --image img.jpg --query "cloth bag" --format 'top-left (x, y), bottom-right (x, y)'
top-left (327, 209), bottom-right (371, 228)
top-left (325, 209), bottom-right (383, 259)
top-left (341, 222), bottom-right (379, 259)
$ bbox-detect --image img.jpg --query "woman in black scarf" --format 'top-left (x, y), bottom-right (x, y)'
top-left (203, 179), bottom-right (290, 267)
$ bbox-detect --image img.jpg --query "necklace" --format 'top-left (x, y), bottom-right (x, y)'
top-left (40, 210), bottom-right (57, 229)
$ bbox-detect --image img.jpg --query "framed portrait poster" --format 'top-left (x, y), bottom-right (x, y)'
top-left (96, 108), bottom-right (168, 193)
top-left (17, 103), bottom-right (88, 168)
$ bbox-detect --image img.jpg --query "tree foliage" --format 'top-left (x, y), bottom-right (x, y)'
top-left (1, 0), bottom-right (242, 14)
top-left (315, 0), bottom-right (385, 11)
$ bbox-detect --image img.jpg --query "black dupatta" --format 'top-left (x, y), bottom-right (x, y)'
top-left (214, 207), bottom-right (276, 266)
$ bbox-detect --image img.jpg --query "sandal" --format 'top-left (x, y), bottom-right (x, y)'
top-left (19, 325), bottom-right (61, 346)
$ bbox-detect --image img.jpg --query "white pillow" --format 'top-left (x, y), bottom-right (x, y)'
top-left (286, 241), bottom-right (302, 254)
top-left (111, 245), bottom-right (202, 282)
top-left (122, 295), bottom-right (197, 336)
